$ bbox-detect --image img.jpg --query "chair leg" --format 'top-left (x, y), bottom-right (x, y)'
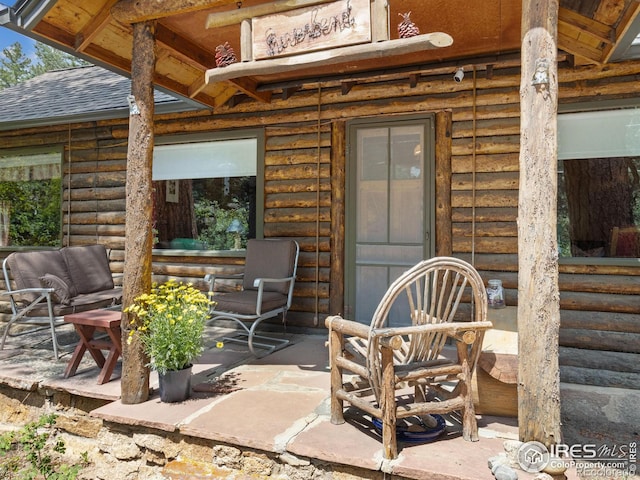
top-left (0, 317), bottom-right (13, 351)
top-left (457, 342), bottom-right (479, 442)
top-left (0, 314), bottom-right (62, 360)
top-left (381, 346), bottom-right (398, 460)
top-left (329, 328), bottom-right (345, 424)
top-left (46, 302), bottom-right (60, 360)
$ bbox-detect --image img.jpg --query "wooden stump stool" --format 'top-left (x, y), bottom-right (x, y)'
top-left (64, 309), bottom-right (122, 384)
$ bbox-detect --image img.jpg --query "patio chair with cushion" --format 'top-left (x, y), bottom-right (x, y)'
top-left (325, 257), bottom-right (492, 460)
top-left (205, 238), bottom-right (299, 356)
top-left (1, 245), bottom-right (122, 359)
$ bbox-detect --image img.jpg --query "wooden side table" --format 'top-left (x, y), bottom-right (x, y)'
top-left (64, 309), bottom-right (122, 384)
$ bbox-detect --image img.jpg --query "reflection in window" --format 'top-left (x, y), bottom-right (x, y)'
top-left (558, 109), bottom-right (640, 258)
top-left (558, 157), bottom-right (640, 257)
top-left (0, 151), bottom-right (62, 247)
top-left (152, 138), bottom-right (257, 251)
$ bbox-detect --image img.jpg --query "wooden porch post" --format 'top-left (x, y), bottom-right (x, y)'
top-left (121, 20), bottom-right (156, 404)
top-left (518, 0), bottom-right (562, 446)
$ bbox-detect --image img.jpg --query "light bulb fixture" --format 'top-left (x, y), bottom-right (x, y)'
top-left (531, 58), bottom-right (550, 87)
top-left (453, 67), bottom-right (464, 83)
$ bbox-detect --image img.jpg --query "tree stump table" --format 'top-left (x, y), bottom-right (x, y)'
top-left (64, 309), bottom-right (122, 384)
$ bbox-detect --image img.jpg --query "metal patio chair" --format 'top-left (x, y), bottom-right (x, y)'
top-left (205, 238), bottom-right (299, 356)
top-left (326, 257), bottom-right (492, 459)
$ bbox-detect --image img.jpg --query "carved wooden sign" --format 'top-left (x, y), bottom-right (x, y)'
top-left (252, 0), bottom-right (371, 60)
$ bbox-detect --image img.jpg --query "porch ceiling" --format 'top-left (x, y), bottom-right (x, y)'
top-left (3, 0), bottom-right (640, 109)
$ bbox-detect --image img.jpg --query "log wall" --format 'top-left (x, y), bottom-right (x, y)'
top-left (0, 59), bottom-right (639, 386)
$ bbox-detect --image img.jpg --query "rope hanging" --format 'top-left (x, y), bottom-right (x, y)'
top-left (314, 84), bottom-right (322, 326)
top-left (471, 66), bottom-right (477, 267)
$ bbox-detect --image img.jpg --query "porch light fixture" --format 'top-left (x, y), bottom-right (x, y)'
top-left (127, 95), bottom-right (140, 116)
top-left (453, 67), bottom-right (464, 82)
top-left (531, 58), bottom-right (550, 87)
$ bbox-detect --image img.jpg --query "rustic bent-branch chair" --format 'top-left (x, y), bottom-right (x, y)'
top-left (205, 238), bottom-right (299, 356)
top-left (326, 257), bottom-right (492, 459)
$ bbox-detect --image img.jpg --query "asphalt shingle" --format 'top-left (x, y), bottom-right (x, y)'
top-left (0, 64), bottom-right (189, 128)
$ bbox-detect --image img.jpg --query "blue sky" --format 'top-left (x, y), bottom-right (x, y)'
top-left (0, 25), bottom-right (36, 56)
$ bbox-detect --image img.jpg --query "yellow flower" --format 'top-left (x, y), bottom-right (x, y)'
top-left (216, 341), bottom-right (224, 349)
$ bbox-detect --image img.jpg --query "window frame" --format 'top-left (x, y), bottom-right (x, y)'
top-left (0, 145), bottom-right (64, 251)
top-left (151, 129), bottom-right (265, 255)
top-left (558, 100), bottom-right (640, 267)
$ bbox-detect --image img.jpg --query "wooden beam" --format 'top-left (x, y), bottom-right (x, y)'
top-left (558, 7), bottom-right (614, 45)
top-left (75, 0), bottom-right (119, 51)
top-left (111, 0), bottom-right (237, 24)
top-left (121, 20), bottom-right (155, 405)
top-left (156, 23), bottom-right (213, 70)
top-left (518, 0), bottom-right (562, 448)
top-left (282, 86), bottom-right (300, 99)
top-left (240, 18), bottom-right (252, 62)
top-left (558, 30), bottom-right (603, 64)
top-left (603, 1), bottom-right (640, 63)
top-left (205, 0), bottom-right (336, 29)
top-left (329, 121), bottom-right (346, 316)
top-left (226, 77), bottom-right (272, 103)
top-left (435, 110), bottom-right (452, 257)
top-left (341, 81), bottom-right (356, 95)
top-left (371, 0), bottom-right (389, 42)
top-left (205, 32), bottom-right (454, 84)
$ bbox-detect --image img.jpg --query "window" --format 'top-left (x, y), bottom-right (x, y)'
top-left (558, 109), bottom-right (640, 258)
top-left (0, 149), bottom-right (62, 247)
top-left (152, 132), bottom-right (263, 251)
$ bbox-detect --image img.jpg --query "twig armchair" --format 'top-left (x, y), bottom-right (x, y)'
top-left (326, 257), bottom-right (492, 459)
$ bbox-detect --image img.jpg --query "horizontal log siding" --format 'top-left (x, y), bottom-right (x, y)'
top-left (0, 60), bottom-right (638, 364)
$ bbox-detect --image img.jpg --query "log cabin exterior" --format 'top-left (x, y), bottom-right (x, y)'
top-left (1, 0), bottom-right (639, 446)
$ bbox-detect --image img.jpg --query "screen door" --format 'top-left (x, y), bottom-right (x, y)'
top-left (346, 117), bottom-right (434, 325)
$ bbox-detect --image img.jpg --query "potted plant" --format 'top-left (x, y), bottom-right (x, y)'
top-left (125, 280), bottom-right (214, 402)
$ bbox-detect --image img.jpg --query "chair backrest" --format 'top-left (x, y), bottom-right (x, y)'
top-left (4, 250), bottom-right (77, 303)
top-left (242, 239), bottom-right (299, 295)
top-left (369, 256), bottom-right (488, 364)
top-left (61, 244), bottom-right (114, 294)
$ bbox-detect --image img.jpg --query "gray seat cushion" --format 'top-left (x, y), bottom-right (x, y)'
top-left (212, 290), bottom-right (288, 316)
top-left (21, 289), bottom-right (122, 317)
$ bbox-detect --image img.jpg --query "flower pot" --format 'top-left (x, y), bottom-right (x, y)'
top-left (158, 364), bottom-right (192, 403)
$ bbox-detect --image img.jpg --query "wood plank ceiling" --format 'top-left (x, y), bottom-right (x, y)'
top-left (12, 0), bottom-right (640, 109)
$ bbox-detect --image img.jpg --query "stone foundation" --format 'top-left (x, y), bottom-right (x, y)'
top-left (0, 386), bottom-right (388, 480)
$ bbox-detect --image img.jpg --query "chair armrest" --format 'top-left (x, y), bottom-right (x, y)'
top-left (373, 321), bottom-right (493, 339)
top-left (0, 287), bottom-right (54, 297)
top-left (1, 288), bottom-right (55, 319)
top-left (204, 272), bottom-right (244, 294)
top-left (252, 275), bottom-right (294, 288)
top-left (325, 315), bottom-right (403, 350)
top-left (325, 315), bottom-right (370, 339)
top-left (205, 273), bottom-right (244, 281)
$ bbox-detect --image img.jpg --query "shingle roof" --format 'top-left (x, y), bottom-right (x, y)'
top-left (0, 64), bottom-right (195, 130)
